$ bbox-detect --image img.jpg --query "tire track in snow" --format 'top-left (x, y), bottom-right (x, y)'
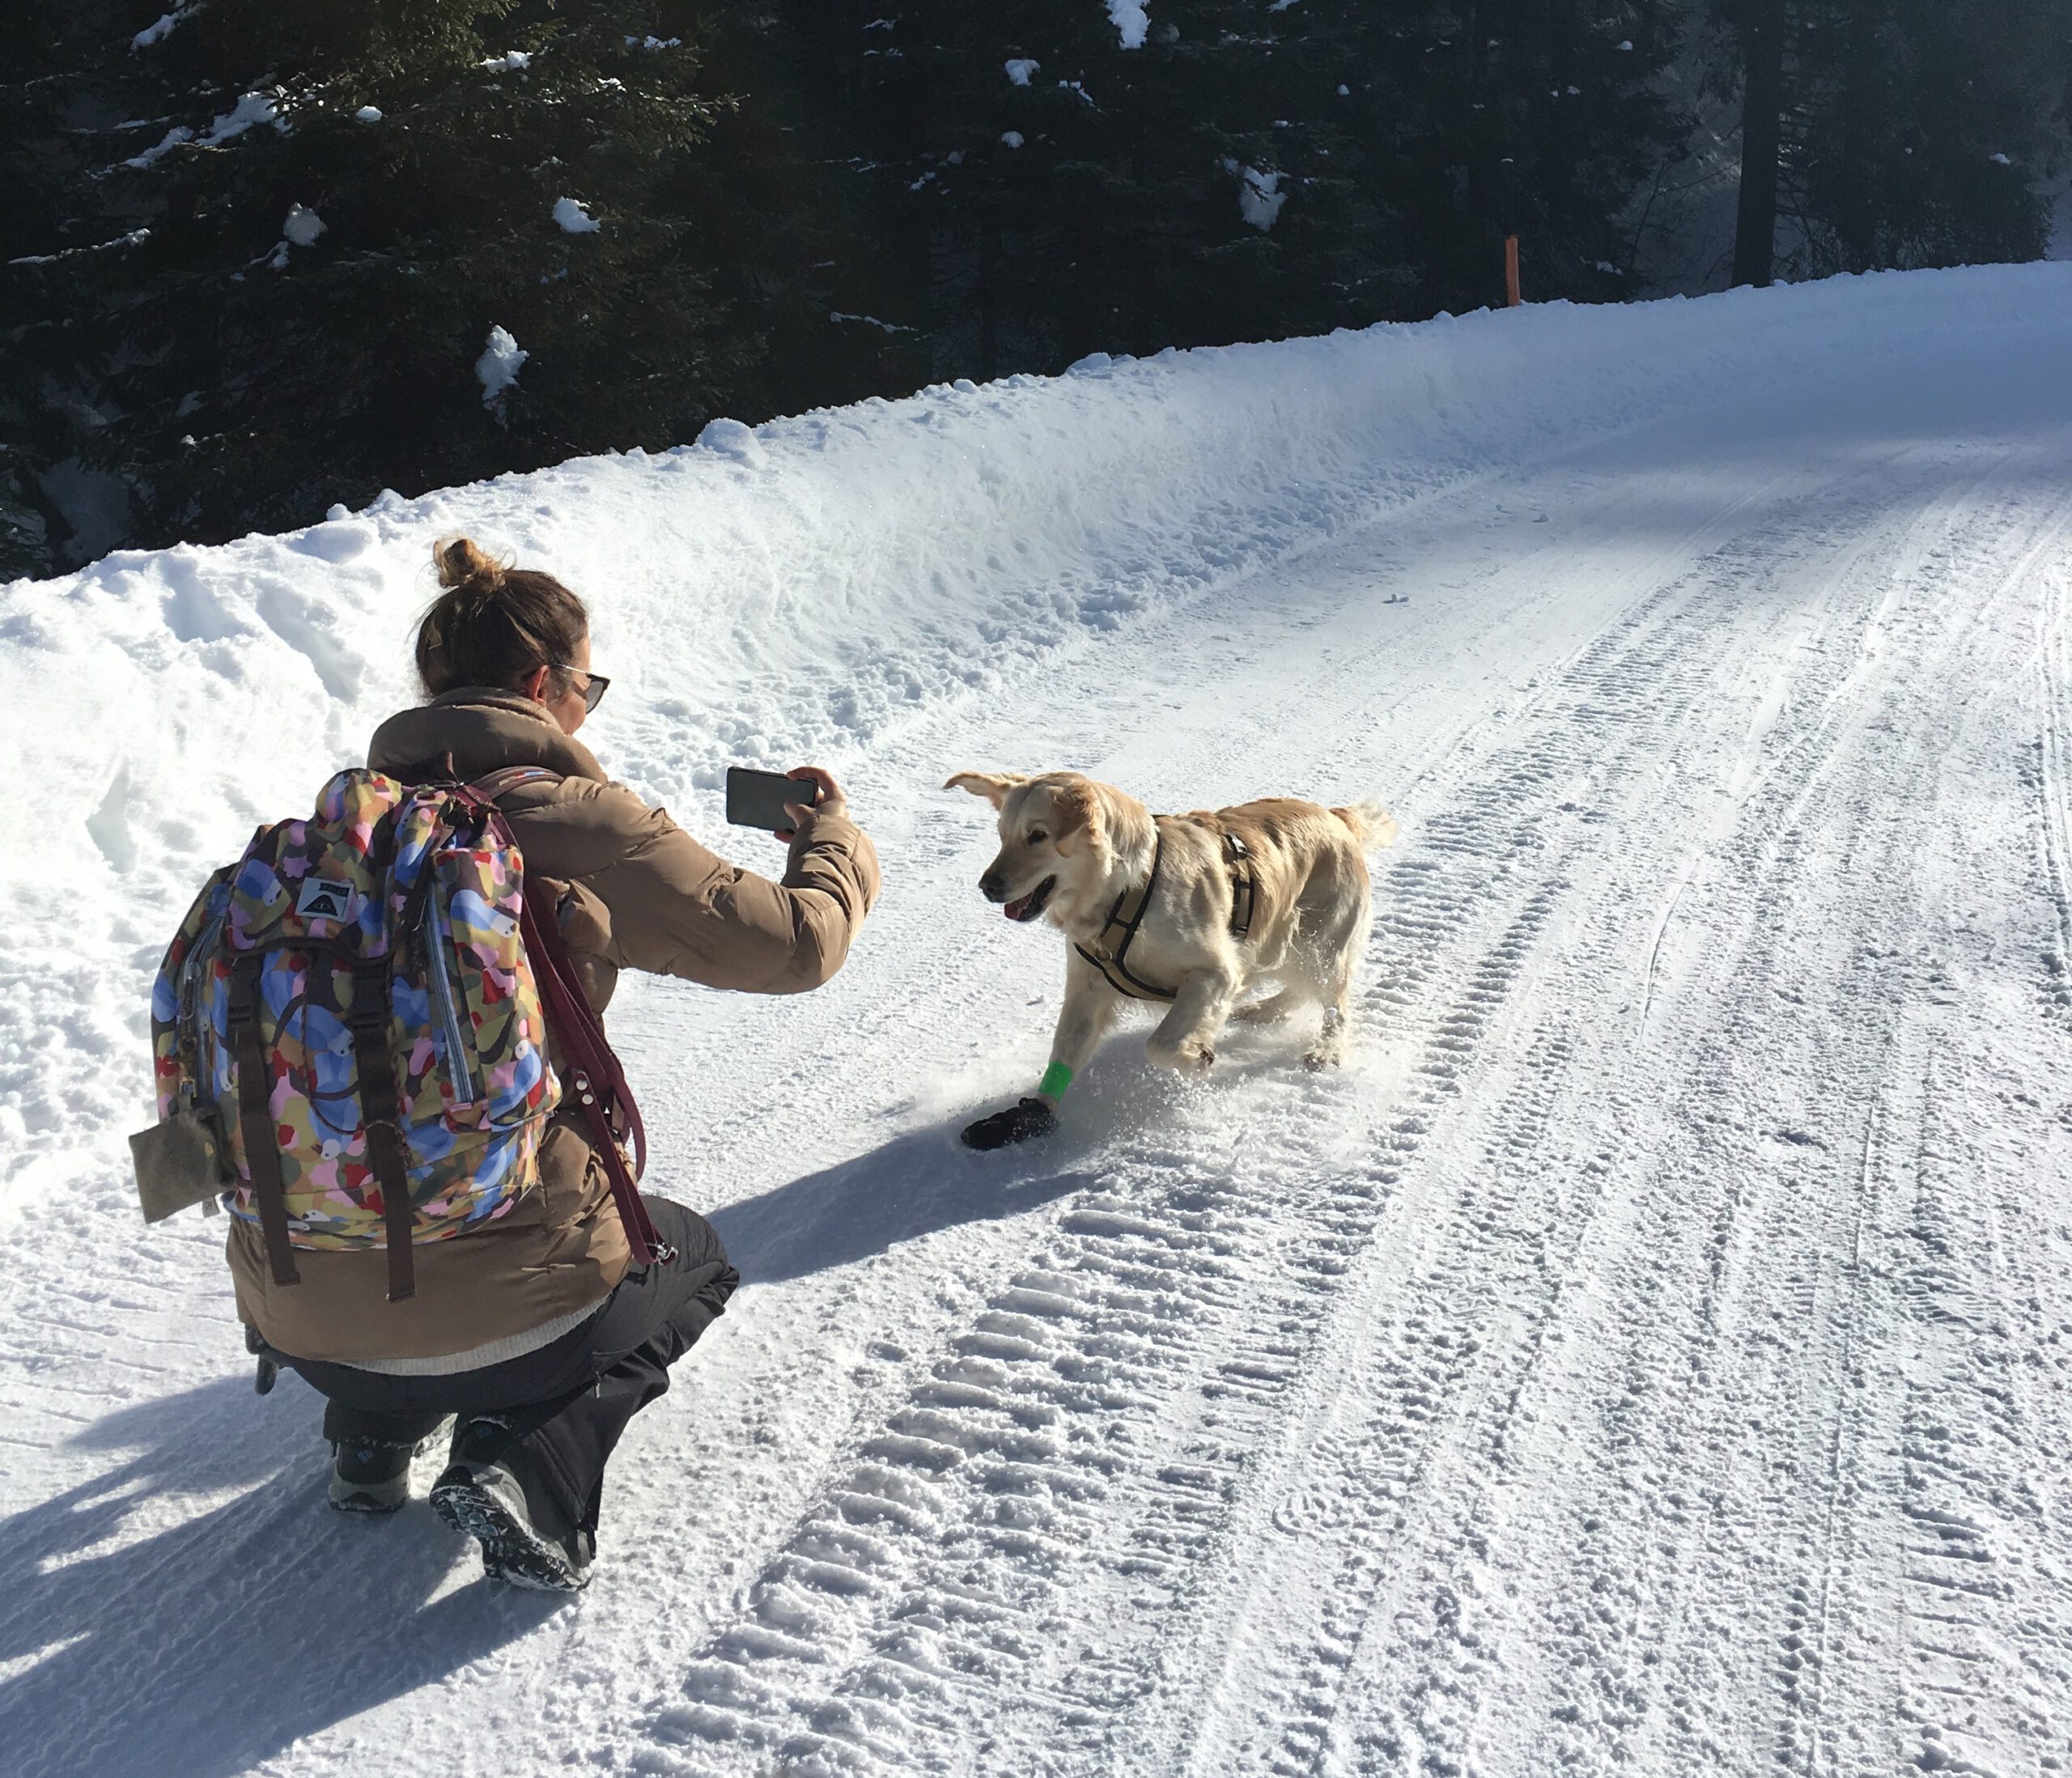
top-left (1527, 462), bottom-right (2070, 1778)
top-left (626, 917), bottom-right (1557, 1777)
top-left (610, 433), bottom-right (2066, 1778)
top-left (1594, 461), bottom-right (2072, 1778)
top-left (1187, 571), bottom-right (1780, 1778)
top-left (615, 743), bottom-right (1545, 1772)
top-left (609, 457), bottom-right (1794, 1777)
top-left (2032, 550), bottom-right (2072, 1029)
top-left (1144, 448), bottom-right (2072, 1777)
top-left (1128, 467), bottom-right (1939, 1777)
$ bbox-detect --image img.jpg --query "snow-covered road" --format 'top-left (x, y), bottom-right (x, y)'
top-left (4, 268), bottom-right (2071, 1777)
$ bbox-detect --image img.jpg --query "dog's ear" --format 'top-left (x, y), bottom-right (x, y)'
top-left (1050, 778), bottom-right (1107, 867)
top-left (944, 770), bottom-right (1027, 809)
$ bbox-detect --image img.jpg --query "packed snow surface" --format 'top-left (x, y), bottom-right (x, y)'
top-left (3, 263), bottom-right (2072, 1777)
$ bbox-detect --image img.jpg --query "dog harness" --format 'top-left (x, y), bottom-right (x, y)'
top-left (1075, 820), bottom-right (1256, 1002)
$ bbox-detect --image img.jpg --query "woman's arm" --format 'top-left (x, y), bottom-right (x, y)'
top-left (495, 772), bottom-right (878, 994)
top-left (577, 790), bottom-right (879, 993)
top-left (610, 800), bottom-right (878, 992)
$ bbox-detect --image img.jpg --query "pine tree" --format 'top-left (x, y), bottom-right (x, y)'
top-left (1717, 0), bottom-right (2066, 286)
top-left (0, 0), bottom-right (151, 572)
top-left (1791, 0), bottom-right (2064, 274)
top-left (1375, 2), bottom-right (1687, 315)
top-left (675, 0), bottom-right (930, 412)
top-left (5, 0), bottom-right (741, 562)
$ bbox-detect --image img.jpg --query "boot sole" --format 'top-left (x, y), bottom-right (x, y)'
top-left (327, 1477), bottom-right (409, 1514)
top-left (431, 1470), bottom-right (589, 1593)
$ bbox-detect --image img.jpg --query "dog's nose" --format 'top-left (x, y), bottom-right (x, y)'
top-left (980, 872), bottom-right (1008, 903)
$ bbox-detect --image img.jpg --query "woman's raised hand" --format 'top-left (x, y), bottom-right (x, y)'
top-left (775, 766), bottom-right (844, 842)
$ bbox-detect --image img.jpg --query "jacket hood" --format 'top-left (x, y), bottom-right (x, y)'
top-left (367, 687), bottom-right (609, 785)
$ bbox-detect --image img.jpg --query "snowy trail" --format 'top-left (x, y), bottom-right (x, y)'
top-left (4, 269), bottom-right (2072, 1777)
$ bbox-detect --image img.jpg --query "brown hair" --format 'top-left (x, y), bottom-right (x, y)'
top-left (415, 537), bottom-right (589, 698)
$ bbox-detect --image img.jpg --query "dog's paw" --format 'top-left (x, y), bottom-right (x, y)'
top-left (1301, 1044), bottom-right (1343, 1071)
top-left (1151, 1038), bottom-right (1216, 1074)
top-left (961, 1097), bottom-right (1058, 1151)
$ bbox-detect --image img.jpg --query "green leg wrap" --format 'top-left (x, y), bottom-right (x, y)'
top-left (1038, 1062), bottom-right (1074, 1101)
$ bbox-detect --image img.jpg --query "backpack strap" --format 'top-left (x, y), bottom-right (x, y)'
top-left (349, 958), bottom-right (416, 1302)
top-left (470, 764), bottom-right (558, 800)
top-left (226, 955), bottom-right (299, 1288)
top-left (517, 887), bottom-right (673, 1270)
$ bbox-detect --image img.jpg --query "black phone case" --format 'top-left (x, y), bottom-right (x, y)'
top-left (725, 768), bottom-right (814, 830)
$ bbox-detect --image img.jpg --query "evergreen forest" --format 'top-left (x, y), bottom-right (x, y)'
top-left (3, 0), bottom-right (2065, 577)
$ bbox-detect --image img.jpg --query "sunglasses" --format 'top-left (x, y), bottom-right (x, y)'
top-left (547, 663), bottom-right (610, 713)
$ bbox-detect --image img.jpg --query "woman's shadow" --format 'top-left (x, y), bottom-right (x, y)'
top-left (0, 1105), bottom-right (1108, 1778)
top-left (0, 1370), bottom-right (563, 1778)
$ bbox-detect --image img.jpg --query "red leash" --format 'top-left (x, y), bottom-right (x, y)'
top-left (453, 776), bottom-right (675, 1270)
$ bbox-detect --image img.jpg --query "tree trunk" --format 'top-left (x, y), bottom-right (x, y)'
top-left (978, 213), bottom-right (1000, 382)
top-left (1732, 0), bottom-right (1787, 287)
top-left (1834, 2), bottom-right (1881, 273)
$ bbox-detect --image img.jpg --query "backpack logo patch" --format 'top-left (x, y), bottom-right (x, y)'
top-left (295, 877), bottom-right (356, 922)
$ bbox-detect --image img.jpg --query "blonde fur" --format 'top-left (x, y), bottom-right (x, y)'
top-left (948, 769), bottom-right (1397, 1081)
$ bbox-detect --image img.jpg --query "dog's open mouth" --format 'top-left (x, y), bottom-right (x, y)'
top-left (1004, 876), bottom-right (1057, 923)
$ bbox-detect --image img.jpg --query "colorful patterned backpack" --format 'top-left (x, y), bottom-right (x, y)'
top-left (130, 766), bottom-right (669, 1301)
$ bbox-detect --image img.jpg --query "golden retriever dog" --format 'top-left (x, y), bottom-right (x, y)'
top-left (946, 770), bottom-right (1397, 1148)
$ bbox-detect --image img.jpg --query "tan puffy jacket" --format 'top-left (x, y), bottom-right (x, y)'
top-left (227, 689), bottom-right (881, 1361)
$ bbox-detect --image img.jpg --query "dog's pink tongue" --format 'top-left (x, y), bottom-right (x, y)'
top-left (1004, 897), bottom-right (1026, 920)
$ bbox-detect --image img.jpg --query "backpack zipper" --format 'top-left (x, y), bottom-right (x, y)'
top-left (422, 884), bottom-right (480, 1105)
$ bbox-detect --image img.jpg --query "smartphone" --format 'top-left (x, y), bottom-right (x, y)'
top-left (725, 766), bottom-right (820, 830)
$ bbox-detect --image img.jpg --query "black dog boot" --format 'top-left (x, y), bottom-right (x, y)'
top-left (961, 1097), bottom-right (1059, 1151)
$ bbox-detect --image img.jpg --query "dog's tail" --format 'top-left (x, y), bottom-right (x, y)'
top-left (1331, 798), bottom-right (1400, 851)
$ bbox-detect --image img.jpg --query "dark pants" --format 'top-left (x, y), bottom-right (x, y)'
top-left (287, 1197), bottom-right (737, 1534)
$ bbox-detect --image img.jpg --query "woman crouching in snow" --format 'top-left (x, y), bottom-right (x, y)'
top-left (230, 537), bottom-right (880, 1590)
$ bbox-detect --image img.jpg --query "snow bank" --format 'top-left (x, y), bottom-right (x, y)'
top-left (1, 262), bottom-right (2066, 1225)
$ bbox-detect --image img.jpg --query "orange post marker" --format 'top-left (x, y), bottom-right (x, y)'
top-left (1504, 234), bottom-right (1522, 308)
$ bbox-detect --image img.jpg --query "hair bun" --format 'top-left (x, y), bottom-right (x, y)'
top-left (434, 535), bottom-right (508, 598)
top-left (414, 540), bottom-right (588, 698)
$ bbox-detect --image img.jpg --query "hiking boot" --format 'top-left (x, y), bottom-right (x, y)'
top-left (325, 1416), bottom-right (453, 1514)
top-left (328, 1440), bottom-right (417, 1515)
top-left (431, 1419), bottom-right (593, 1592)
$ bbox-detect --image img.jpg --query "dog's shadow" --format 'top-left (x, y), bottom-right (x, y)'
top-left (0, 1373), bottom-right (563, 1778)
top-left (714, 1012), bottom-right (1318, 1286)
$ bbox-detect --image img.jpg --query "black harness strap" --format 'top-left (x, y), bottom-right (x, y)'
top-left (1076, 822), bottom-right (1259, 1002)
top-left (1225, 831), bottom-right (1257, 940)
top-left (1076, 833), bottom-right (1175, 1002)
top-left (227, 956), bottom-right (299, 1287)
